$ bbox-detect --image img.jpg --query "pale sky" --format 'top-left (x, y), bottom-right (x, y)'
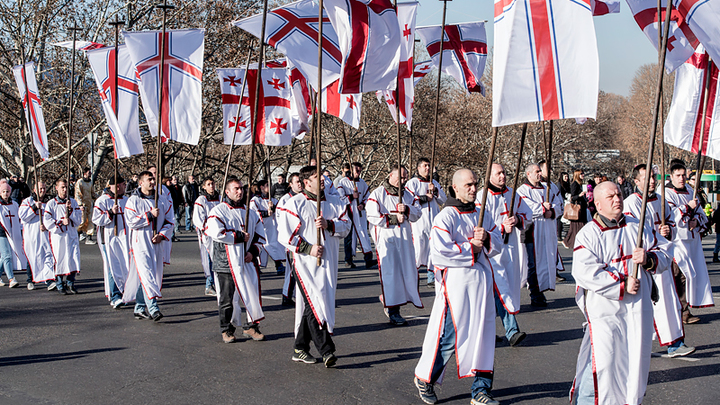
top-left (415, 0), bottom-right (659, 97)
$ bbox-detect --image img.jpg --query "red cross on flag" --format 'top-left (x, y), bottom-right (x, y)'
top-left (416, 21), bottom-right (488, 96)
top-left (674, 0), bottom-right (720, 65)
top-left (626, 0), bottom-right (699, 73)
top-left (665, 46), bottom-right (720, 160)
top-left (323, 0), bottom-right (402, 94)
top-left (288, 60), bottom-right (313, 135)
top-left (233, 0), bottom-right (342, 92)
top-left (123, 28), bottom-right (205, 145)
top-left (217, 67), bottom-right (308, 146)
top-left (12, 62), bottom-right (49, 160)
top-left (321, 80), bottom-right (362, 128)
top-left (52, 40), bottom-right (105, 51)
top-left (413, 60), bottom-right (434, 85)
top-left (86, 45), bottom-right (143, 159)
top-left (492, 0), bottom-right (598, 127)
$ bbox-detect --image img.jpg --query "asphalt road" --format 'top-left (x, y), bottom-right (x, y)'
top-left (0, 230), bottom-right (718, 405)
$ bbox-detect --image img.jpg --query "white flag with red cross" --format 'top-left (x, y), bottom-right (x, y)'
top-left (217, 67), bottom-right (307, 146)
top-left (52, 40), bottom-right (105, 51)
top-left (321, 80), bottom-right (362, 129)
top-left (413, 60), bottom-right (434, 85)
top-left (13, 62), bottom-right (49, 160)
top-left (323, 0), bottom-right (402, 94)
top-left (673, 0), bottom-right (720, 65)
top-left (288, 60), bottom-right (313, 136)
top-left (492, 0), bottom-right (598, 127)
top-left (590, 0), bottom-right (620, 15)
top-left (416, 21), bottom-right (488, 96)
top-left (233, 0), bottom-right (342, 92)
top-left (123, 28), bottom-right (205, 145)
top-left (665, 46), bottom-right (720, 160)
top-left (86, 45), bottom-right (143, 159)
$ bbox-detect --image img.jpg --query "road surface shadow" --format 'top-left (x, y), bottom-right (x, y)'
top-left (0, 347), bottom-right (125, 367)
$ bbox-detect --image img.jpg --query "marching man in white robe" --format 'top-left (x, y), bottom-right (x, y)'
top-left (123, 171), bottom-right (174, 322)
top-left (44, 179), bottom-right (82, 294)
top-left (250, 179), bottom-right (285, 274)
top-left (19, 181), bottom-right (55, 289)
top-left (516, 163), bottom-right (563, 307)
top-left (148, 165), bottom-right (173, 265)
top-left (277, 166), bottom-right (351, 367)
top-left (337, 162), bottom-right (376, 269)
top-left (414, 169), bottom-right (501, 405)
top-left (405, 157), bottom-right (447, 286)
top-left (277, 172), bottom-right (303, 307)
top-left (570, 181), bottom-right (672, 405)
top-left (476, 164), bottom-right (533, 347)
top-left (366, 165), bottom-right (422, 326)
top-left (193, 177), bottom-right (221, 296)
top-left (92, 175), bottom-right (130, 309)
top-left (664, 162), bottom-right (714, 323)
top-left (0, 182), bottom-right (26, 288)
top-left (623, 164), bottom-right (695, 358)
top-left (205, 178), bottom-right (267, 343)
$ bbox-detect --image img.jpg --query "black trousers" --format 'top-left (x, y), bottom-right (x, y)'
top-left (295, 283), bottom-right (335, 356)
top-left (216, 272), bottom-right (254, 333)
top-left (671, 261), bottom-right (691, 319)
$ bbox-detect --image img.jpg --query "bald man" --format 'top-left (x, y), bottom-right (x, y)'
top-left (570, 182), bottom-right (671, 405)
top-left (414, 169), bottom-right (501, 405)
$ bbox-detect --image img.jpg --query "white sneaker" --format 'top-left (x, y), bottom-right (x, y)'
top-left (0, 280), bottom-right (6, 287)
top-left (85, 238), bottom-right (96, 245)
top-left (9, 279), bottom-right (19, 288)
top-left (111, 299), bottom-right (123, 309)
top-left (27, 282), bottom-right (35, 290)
top-left (47, 281), bottom-right (57, 291)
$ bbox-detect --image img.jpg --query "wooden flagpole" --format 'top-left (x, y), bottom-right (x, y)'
top-left (394, 0), bottom-right (404, 203)
top-left (65, 23), bottom-right (83, 221)
top-left (545, 120), bottom-right (553, 203)
top-left (633, 2), bottom-right (674, 278)
top-left (109, 16), bottom-right (125, 236)
top-left (221, 41), bottom-right (254, 192)
top-left (692, 56), bottom-right (713, 201)
top-left (478, 126), bottom-right (499, 227)
top-left (307, 94), bottom-right (316, 165)
top-left (504, 122), bottom-right (528, 244)
top-left (20, 46), bottom-right (43, 228)
top-left (315, 0), bottom-right (326, 266)
top-left (657, 0), bottom-right (667, 227)
top-left (429, 0), bottom-right (448, 181)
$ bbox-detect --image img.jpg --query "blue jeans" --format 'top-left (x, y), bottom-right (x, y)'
top-left (174, 208), bottom-right (182, 234)
top-left (427, 266), bottom-right (435, 284)
top-left (572, 358), bottom-right (594, 405)
top-left (0, 237), bottom-right (15, 281)
top-left (667, 339), bottom-right (685, 354)
top-left (495, 293), bottom-right (519, 340)
top-left (135, 285), bottom-right (159, 315)
top-left (185, 205), bottom-right (194, 231)
top-left (56, 273), bottom-right (76, 287)
top-left (524, 242), bottom-right (544, 301)
top-left (429, 301), bottom-right (493, 397)
top-left (101, 245), bottom-right (122, 302)
top-left (714, 232), bottom-right (720, 254)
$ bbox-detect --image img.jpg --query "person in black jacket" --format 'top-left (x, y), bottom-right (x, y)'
top-left (270, 173), bottom-right (289, 200)
top-left (182, 175), bottom-right (199, 231)
top-left (563, 169), bottom-right (588, 249)
top-left (713, 206), bottom-right (720, 262)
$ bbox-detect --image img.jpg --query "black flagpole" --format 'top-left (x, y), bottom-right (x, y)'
top-left (109, 16), bottom-right (125, 236)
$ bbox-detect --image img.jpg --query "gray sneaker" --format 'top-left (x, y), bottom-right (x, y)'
top-left (414, 377), bottom-right (438, 404)
top-left (668, 344), bottom-right (696, 358)
top-left (471, 392), bottom-right (500, 405)
top-left (292, 349), bottom-right (318, 364)
top-left (205, 287), bottom-right (217, 297)
top-left (47, 282), bottom-right (57, 291)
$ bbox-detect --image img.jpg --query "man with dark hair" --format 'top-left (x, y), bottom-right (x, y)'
top-left (277, 166), bottom-right (351, 367)
top-left (148, 165), bottom-right (174, 265)
top-left (10, 175), bottom-right (31, 205)
top-left (333, 163), bottom-right (351, 188)
top-left (687, 171), bottom-right (709, 210)
top-left (271, 173), bottom-right (289, 200)
top-left (122, 170), bottom-right (174, 321)
top-left (193, 177), bottom-right (221, 296)
top-left (206, 178), bottom-right (267, 343)
top-left (337, 162), bottom-right (376, 269)
top-left (44, 179), bottom-right (82, 294)
top-left (169, 176), bottom-right (184, 241)
top-left (277, 172), bottom-right (303, 307)
top-left (182, 175), bottom-right (199, 231)
top-left (617, 174), bottom-right (633, 200)
top-left (75, 167), bottom-right (96, 244)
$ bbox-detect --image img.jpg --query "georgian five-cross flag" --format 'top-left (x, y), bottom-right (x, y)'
top-left (322, 80), bottom-right (362, 128)
top-left (233, 0), bottom-right (341, 92)
top-left (217, 67), bottom-right (307, 146)
top-left (626, 0), bottom-right (699, 73)
top-left (665, 46), bottom-right (720, 160)
top-left (86, 45), bottom-right (143, 159)
top-left (323, 0), bottom-right (402, 94)
top-left (13, 62), bottom-right (49, 159)
top-left (492, 0), bottom-right (599, 127)
top-left (375, 1), bottom-right (418, 130)
top-left (673, 0), bottom-right (720, 65)
top-left (123, 28), bottom-right (205, 145)
top-left (413, 60), bottom-right (434, 85)
top-left (416, 21), bottom-right (488, 96)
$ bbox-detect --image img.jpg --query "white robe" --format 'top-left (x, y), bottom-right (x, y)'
top-left (160, 184), bottom-right (173, 265)
top-left (19, 196), bottom-right (54, 282)
top-left (336, 177), bottom-right (372, 255)
top-left (665, 184), bottom-right (714, 308)
top-left (0, 200), bottom-right (28, 271)
top-left (623, 192), bottom-right (684, 346)
top-left (516, 181), bottom-right (563, 292)
top-left (44, 197), bottom-right (82, 276)
top-left (206, 202), bottom-right (267, 323)
top-left (277, 192), bottom-right (297, 298)
top-left (570, 215), bottom-right (671, 405)
top-left (122, 190), bottom-right (174, 302)
top-left (415, 204), bottom-right (501, 382)
top-left (92, 192), bottom-right (130, 299)
top-left (476, 186), bottom-right (533, 314)
top-left (277, 191), bottom-right (351, 334)
top-left (405, 177), bottom-right (447, 269)
top-left (250, 195), bottom-right (285, 264)
top-left (192, 193), bottom-right (221, 278)
top-left (366, 185), bottom-right (423, 308)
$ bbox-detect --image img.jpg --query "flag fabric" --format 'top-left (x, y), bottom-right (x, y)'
top-left (123, 28), bottom-right (205, 145)
top-left (416, 21), bottom-right (488, 95)
top-left (413, 60), bottom-right (434, 85)
top-left (52, 40), bottom-right (105, 51)
top-left (590, 0), bottom-right (620, 15)
top-left (626, 0), bottom-right (699, 73)
top-left (323, 0), bottom-right (401, 94)
top-left (288, 60), bottom-right (313, 135)
top-left (86, 45), bottom-right (143, 159)
top-left (673, 0), bottom-right (720, 65)
top-left (217, 67), bottom-right (308, 146)
top-left (492, 0), bottom-right (599, 127)
top-left (665, 46), bottom-right (720, 160)
top-left (266, 59), bottom-right (288, 68)
top-left (322, 80), bottom-right (362, 129)
top-left (233, 0), bottom-right (341, 92)
top-left (376, 58), bottom-right (432, 129)
top-left (12, 62), bottom-right (49, 160)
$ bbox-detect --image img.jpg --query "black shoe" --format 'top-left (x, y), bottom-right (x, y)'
top-left (66, 285), bottom-right (78, 294)
top-left (345, 261), bottom-right (356, 269)
top-left (57, 284), bottom-right (67, 295)
top-left (134, 311), bottom-right (151, 320)
top-left (364, 259), bottom-right (378, 269)
top-left (509, 331), bottom-right (527, 347)
top-left (714, 253), bottom-right (719, 263)
top-left (556, 274), bottom-right (566, 283)
top-left (281, 297), bottom-right (295, 307)
top-left (471, 392), bottom-right (500, 405)
top-left (530, 299), bottom-right (548, 308)
top-left (151, 311), bottom-right (164, 322)
top-left (323, 352), bottom-right (337, 368)
top-left (414, 377), bottom-right (438, 404)
top-left (292, 349), bottom-right (318, 364)
top-left (496, 335), bottom-right (503, 343)
top-left (171, 236), bottom-right (179, 242)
